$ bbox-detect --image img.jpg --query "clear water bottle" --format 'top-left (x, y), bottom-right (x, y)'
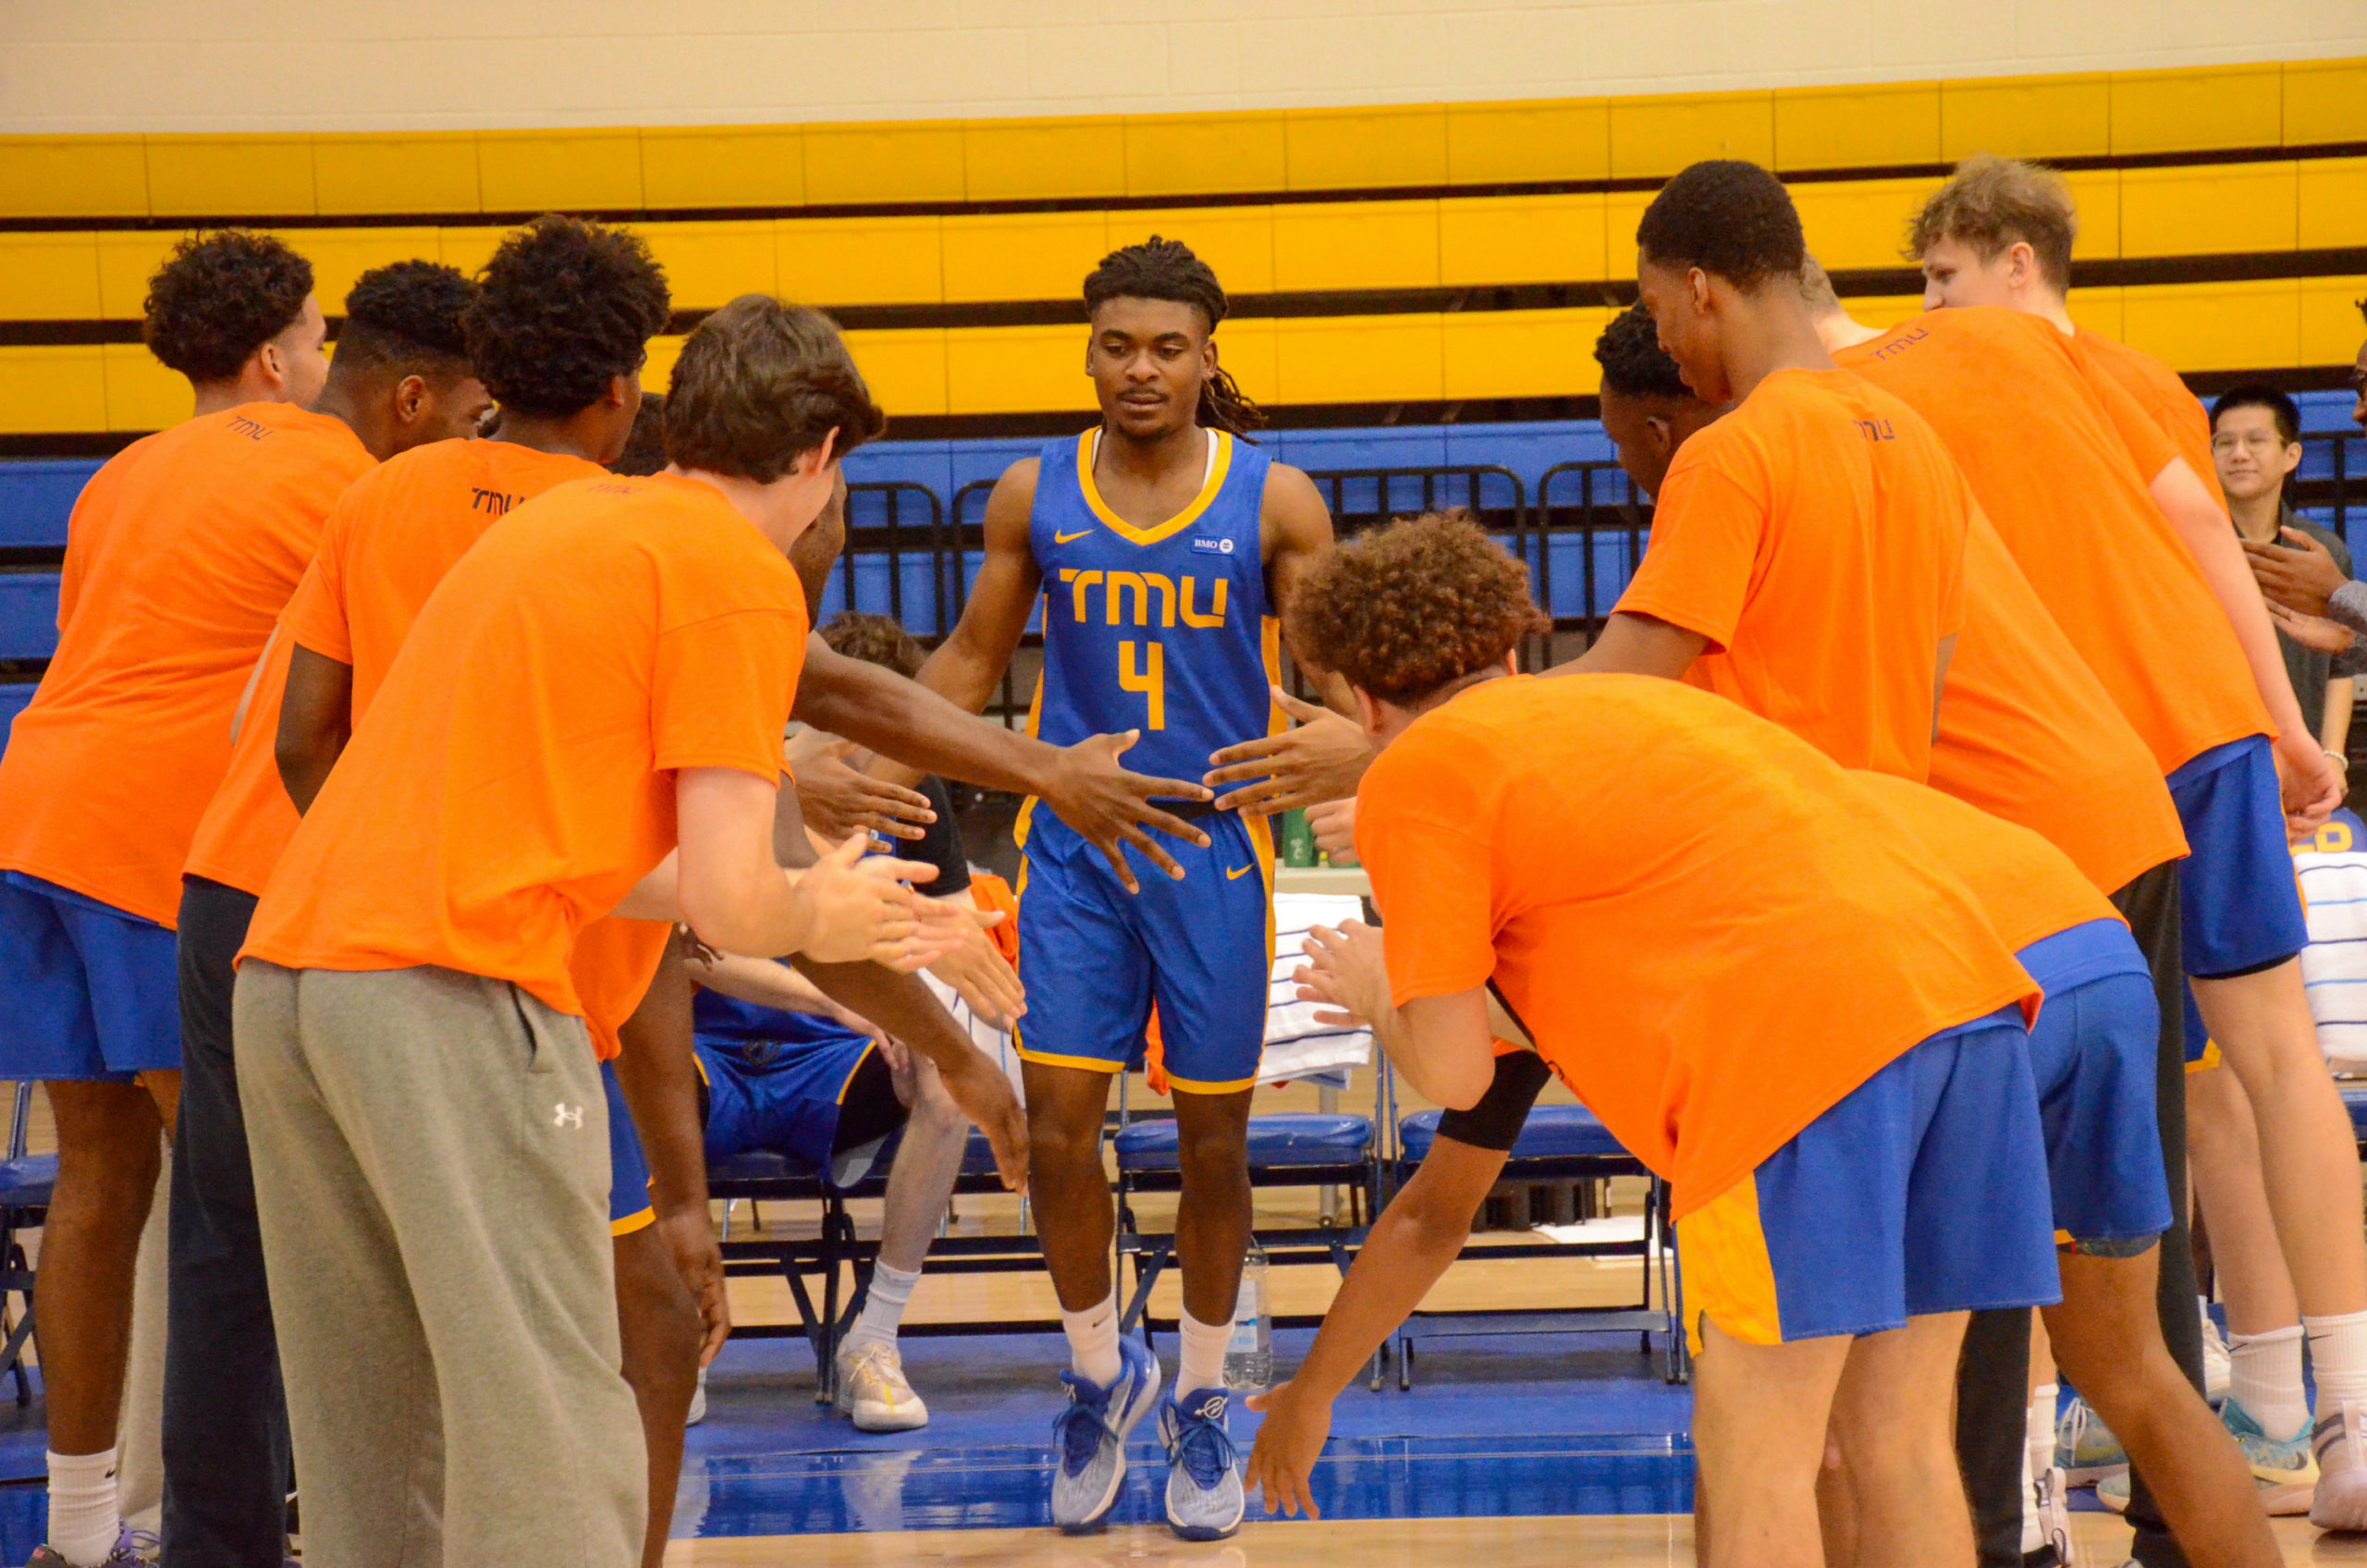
top-left (1222, 1237), bottom-right (1273, 1390)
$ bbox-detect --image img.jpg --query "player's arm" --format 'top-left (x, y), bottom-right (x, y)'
top-left (1556, 610), bottom-right (1709, 680)
top-left (1246, 1050), bottom-right (1549, 1517)
top-left (2325, 680), bottom-right (2353, 759)
top-left (1295, 918), bottom-right (1495, 1110)
top-left (2149, 456), bottom-right (2342, 824)
top-left (1204, 464), bottom-right (1373, 815)
top-left (608, 937), bottom-right (730, 1364)
top-left (275, 643), bottom-right (356, 815)
top-left (684, 948), bottom-right (864, 1022)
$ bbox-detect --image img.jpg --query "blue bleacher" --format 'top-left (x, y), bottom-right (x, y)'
top-left (0, 576), bottom-right (60, 662)
top-left (0, 459), bottom-right (96, 551)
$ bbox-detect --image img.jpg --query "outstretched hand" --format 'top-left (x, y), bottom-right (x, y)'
top-left (791, 834), bottom-right (936, 967)
top-left (2265, 597), bottom-right (2358, 655)
top-left (1293, 920), bottom-right (1390, 1029)
top-left (1205, 687), bottom-right (1376, 815)
top-left (938, 1047), bottom-right (1027, 1194)
top-left (796, 739), bottom-right (938, 843)
top-left (2244, 526), bottom-right (2353, 619)
top-left (1244, 1378), bottom-right (1331, 1519)
top-left (1039, 729), bottom-right (1213, 894)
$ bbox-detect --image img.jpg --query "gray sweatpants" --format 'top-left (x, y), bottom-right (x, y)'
top-left (235, 962), bottom-right (643, 1568)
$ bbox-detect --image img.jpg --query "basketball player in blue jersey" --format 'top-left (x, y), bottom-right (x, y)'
top-left (901, 239), bottom-right (1336, 1539)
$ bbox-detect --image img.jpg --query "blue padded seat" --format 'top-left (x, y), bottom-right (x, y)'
top-left (2344, 1084), bottom-right (2367, 1140)
top-left (1114, 1112), bottom-right (1372, 1172)
top-left (0, 1155), bottom-right (55, 1210)
top-left (961, 1128), bottom-right (1002, 1176)
top-left (1399, 1103), bottom-right (1631, 1165)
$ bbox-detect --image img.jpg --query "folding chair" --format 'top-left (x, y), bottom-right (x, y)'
top-left (0, 1083), bottom-right (56, 1404)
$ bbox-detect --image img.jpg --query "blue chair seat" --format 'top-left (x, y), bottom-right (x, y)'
top-left (1114, 1112), bottom-right (1372, 1172)
top-left (705, 1149), bottom-right (812, 1184)
top-left (1399, 1104), bottom-right (1632, 1165)
top-left (2344, 1084), bottom-right (2367, 1139)
top-left (961, 1128), bottom-right (1004, 1177)
top-left (0, 1155), bottom-right (55, 1210)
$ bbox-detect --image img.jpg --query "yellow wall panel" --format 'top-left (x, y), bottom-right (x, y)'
top-left (0, 236), bottom-right (104, 319)
top-left (633, 221), bottom-right (776, 311)
top-left (640, 334), bottom-right (685, 398)
top-left (476, 129), bottom-right (642, 213)
top-left (279, 227), bottom-right (446, 312)
top-left (101, 343), bottom-right (186, 431)
top-left (1272, 202), bottom-right (1438, 292)
top-left (0, 348), bottom-right (108, 435)
top-left (941, 212), bottom-right (1107, 304)
top-left (2299, 276), bottom-right (2367, 366)
top-left (2119, 164), bottom-right (2295, 258)
top-left (0, 137), bottom-right (148, 220)
top-left (1444, 99), bottom-right (1611, 185)
top-left (778, 216), bottom-right (942, 307)
top-left (1122, 113), bottom-right (1288, 200)
top-left (1283, 106), bottom-right (1448, 191)
top-left (1849, 295), bottom-right (1931, 333)
top-left (1442, 308), bottom-right (1610, 399)
top-left (1940, 72), bottom-right (2110, 161)
top-left (1440, 195), bottom-right (1604, 288)
top-left (1609, 92), bottom-right (1773, 180)
top-left (946, 325), bottom-right (1093, 416)
top-left (1775, 81), bottom-right (1940, 172)
top-left (2284, 58), bottom-right (2367, 148)
top-left (2063, 170), bottom-right (2121, 259)
top-left (436, 226), bottom-right (513, 280)
top-left (2066, 287), bottom-right (2124, 343)
top-left (1790, 177), bottom-right (1942, 271)
top-left (2119, 278), bottom-right (2298, 373)
top-left (963, 116), bottom-right (1126, 202)
top-left (640, 128), bottom-right (803, 211)
top-left (145, 135), bottom-right (314, 217)
top-left (1271, 315), bottom-right (1442, 404)
top-left (843, 328), bottom-right (950, 418)
top-left (94, 232), bottom-right (184, 320)
top-left (1107, 207), bottom-right (1276, 294)
top-left (2111, 64), bottom-right (2281, 156)
top-left (803, 122), bottom-right (965, 205)
top-left (1210, 318), bottom-right (1279, 405)
top-left (1604, 190), bottom-right (1653, 279)
top-left (313, 133), bottom-right (479, 215)
top-left (2300, 158), bottom-right (2367, 251)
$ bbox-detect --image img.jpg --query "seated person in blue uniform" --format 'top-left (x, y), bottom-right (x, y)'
top-left (882, 238), bottom-right (1338, 1541)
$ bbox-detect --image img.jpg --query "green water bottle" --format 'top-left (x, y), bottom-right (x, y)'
top-left (1280, 807), bottom-right (1318, 868)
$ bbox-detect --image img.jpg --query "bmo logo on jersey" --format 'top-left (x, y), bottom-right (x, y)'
top-left (1192, 536), bottom-right (1235, 555)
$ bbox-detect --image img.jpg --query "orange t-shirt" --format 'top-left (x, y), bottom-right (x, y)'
top-left (1834, 309), bottom-right (2269, 775)
top-left (0, 404), bottom-right (373, 925)
top-left (1932, 518), bottom-right (2189, 894)
top-left (2075, 328), bottom-right (2226, 507)
top-left (1615, 367), bottom-right (1969, 780)
top-left (1846, 772), bottom-right (2123, 955)
top-left (184, 439), bottom-right (604, 897)
top-left (241, 472), bottom-right (810, 1016)
top-left (1355, 673), bottom-right (2038, 1219)
top-left (570, 916), bottom-right (674, 1061)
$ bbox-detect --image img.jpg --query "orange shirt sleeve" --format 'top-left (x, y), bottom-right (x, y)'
top-left (651, 610), bottom-right (804, 779)
top-left (1613, 437), bottom-right (1766, 651)
top-left (1359, 739), bottom-right (1501, 1007)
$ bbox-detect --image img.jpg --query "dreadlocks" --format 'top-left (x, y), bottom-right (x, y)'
top-left (1083, 236), bottom-right (1268, 437)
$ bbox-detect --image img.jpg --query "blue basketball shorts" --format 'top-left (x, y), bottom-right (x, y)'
top-left (695, 1026), bottom-right (897, 1187)
top-left (2167, 736), bottom-right (2308, 980)
top-left (0, 869), bottom-right (180, 1080)
top-left (603, 1058), bottom-right (653, 1236)
top-left (1012, 809), bottom-right (1272, 1095)
top-left (2016, 920), bottom-right (2171, 1252)
top-left (1677, 1006), bottom-right (2059, 1347)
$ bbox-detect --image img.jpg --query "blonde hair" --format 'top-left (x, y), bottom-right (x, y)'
top-left (1907, 154), bottom-right (2078, 291)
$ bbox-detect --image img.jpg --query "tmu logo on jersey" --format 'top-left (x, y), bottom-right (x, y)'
top-left (1056, 569), bottom-right (1232, 630)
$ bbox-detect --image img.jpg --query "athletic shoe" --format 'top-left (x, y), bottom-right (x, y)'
top-left (2218, 1394), bottom-right (2318, 1514)
top-left (2201, 1302), bottom-right (2231, 1406)
top-left (2311, 1398), bottom-right (2367, 1530)
top-left (2031, 1464), bottom-right (2073, 1564)
top-left (687, 1365), bottom-right (707, 1427)
top-left (836, 1339), bottom-right (929, 1432)
top-left (1159, 1387), bottom-right (1245, 1541)
top-left (2056, 1395), bottom-right (2128, 1486)
top-left (1049, 1337), bottom-right (1161, 1533)
top-left (22, 1528), bottom-right (152, 1566)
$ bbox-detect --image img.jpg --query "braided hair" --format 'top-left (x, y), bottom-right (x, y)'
top-left (1083, 237), bottom-right (1267, 437)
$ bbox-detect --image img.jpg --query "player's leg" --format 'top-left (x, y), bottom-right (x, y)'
top-left (1694, 1323), bottom-right (1854, 1568)
top-left (839, 1047), bottom-right (964, 1432)
top-left (1826, 1312), bottom-right (1978, 1567)
top-left (607, 1065), bottom-right (698, 1568)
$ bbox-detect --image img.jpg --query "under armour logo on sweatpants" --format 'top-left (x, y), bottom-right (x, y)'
top-left (553, 1103), bottom-right (584, 1129)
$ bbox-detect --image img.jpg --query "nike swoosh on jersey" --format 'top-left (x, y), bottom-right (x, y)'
top-left (1225, 864), bottom-right (1251, 879)
top-left (1053, 528), bottom-right (1094, 545)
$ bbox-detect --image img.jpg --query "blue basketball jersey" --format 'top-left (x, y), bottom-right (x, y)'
top-left (1023, 429), bottom-right (1280, 813)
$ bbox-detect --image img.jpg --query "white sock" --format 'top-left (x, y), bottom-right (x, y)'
top-left (2229, 1324), bottom-right (2311, 1440)
top-left (2027, 1384), bottom-right (2058, 1480)
top-left (1061, 1292), bottom-right (1122, 1386)
top-left (45, 1446), bottom-right (120, 1567)
top-left (2201, 1295), bottom-right (2232, 1403)
top-left (2017, 1439), bottom-right (2042, 1554)
top-left (845, 1262), bottom-right (920, 1354)
top-left (1177, 1307), bottom-right (1232, 1399)
top-left (2306, 1309), bottom-right (2367, 1411)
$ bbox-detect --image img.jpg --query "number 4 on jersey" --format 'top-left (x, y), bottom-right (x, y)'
top-left (1119, 640), bottom-right (1165, 730)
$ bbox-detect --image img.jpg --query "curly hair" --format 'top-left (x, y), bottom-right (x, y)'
top-left (1085, 236), bottom-right (1267, 436)
top-left (141, 230), bottom-right (314, 383)
top-left (1636, 159), bottom-right (1805, 290)
top-left (819, 611), bottom-right (926, 679)
top-left (330, 260), bottom-right (474, 382)
top-left (1593, 302), bottom-right (1690, 401)
top-left (611, 392), bottom-right (668, 476)
top-left (666, 295), bottom-right (886, 483)
top-left (463, 214), bottom-right (671, 418)
top-left (1289, 512), bottom-right (1548, 707)
top-left (1907, 154), bottom-right (2077, 291)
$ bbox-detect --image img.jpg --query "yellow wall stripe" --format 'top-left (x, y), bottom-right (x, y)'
top-left (3, 59), bottom-right (2362, 224)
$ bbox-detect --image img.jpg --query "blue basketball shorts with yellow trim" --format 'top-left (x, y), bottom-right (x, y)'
top-left (602, 1058), bottom-right (654, 1237)
top-left (0, 869), bottom-right (180, 1080)
top-left (1676, 1007), bottom-right (2059, 1349)
top-left (695, 1027), bottom-right (892, 1185)
top-left (2167, 736), bottom-right (2308, 980)
top-left (2017, 920), bottom-right (2171, 1252)
top-left (1012, 808), bottom-right (1272, 1095)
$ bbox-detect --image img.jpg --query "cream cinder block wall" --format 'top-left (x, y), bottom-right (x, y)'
top-left (6, 0), bottom-right (2367, 134)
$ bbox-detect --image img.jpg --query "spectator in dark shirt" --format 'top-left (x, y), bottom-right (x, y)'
top-left (2214, 385), bottom-right (2352, 755)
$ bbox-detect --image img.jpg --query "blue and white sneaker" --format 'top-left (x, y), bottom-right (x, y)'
top-left (1159, 1386), bottom-right (1245, 1540)
top-left (1049, 1337), bottom-right (1161, 1533)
